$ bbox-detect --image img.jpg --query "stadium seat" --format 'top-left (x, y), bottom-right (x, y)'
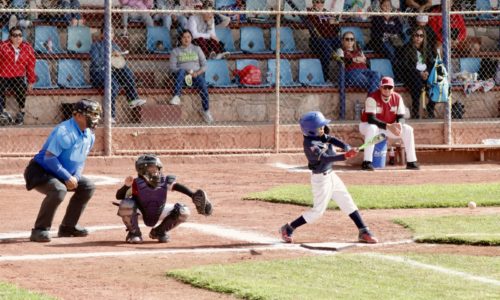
top-left (459, 57), bottom-right (482, 74)
top-left (57, 59), bottom-right (92, 88)
top-left (34, 26), bottom-right (65, 53)
top-left (146, 26), bottom-right (172, 53)
top-left (283, 0), bottom-right (306, 22)
top-left (246, 0), bottom-right (272, 22)
top-left (205, 59), bottom-right (238, 88)
top-left (33, 60), bottom-right (58, 89)
top-left (215, 0), bottom-right (237, 9)
top-left (240, 27), bottom-right (272, 54)
top-left (235, 59), bottom-right (271, 87)
top-left (340, 27), bottom-right (370, 51)
top-left (270, 27), bottom-right (303, 54)
top-left (267, 59), bottom-right (301, 87)
top-left (67, 26), bottom-right (92, 53)
top-left (476, 0), bottom-right (497, 20)
top-left (215, 28), bottom-right (242, 54)
top-left (369, 58), bottom-right (404, 86)
top-left (299, 58), bottom-right (334, 87)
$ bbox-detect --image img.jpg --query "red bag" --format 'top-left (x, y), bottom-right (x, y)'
top-left (234, 65), bottom-right (262, 85)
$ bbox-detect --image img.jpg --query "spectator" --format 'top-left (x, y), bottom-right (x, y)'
top-left (7, 0), bottom-right (33, 29)
top-left (306, 0), bottom-right (341, 82)
top-left (176, 0), bottom-right (203, 31)
top-left (338, 31), bottom-right (382, 94)
top-left (89, 28), bottom-right (147, 122)
top-left (359, 77), bottom-right (420, 171)
top-left (428, 2), bottom-right (467, 54)
top-left (169, 30), bottom-right (213, 123)
top-left (154, 0), bottom-right (184, 33)
top-left (395, 26), bottom-right (435, 118)
top-left (59, 0), bottom-right (84, 26)
top-left (344, 0), bottom-right (372, 21)
top-left (413, 15), bottom-right (437, 55)
top-left (0, 26), bottom-right (35, 125)
top-left (368, 0), bottom-right (403, 62)
top-left (24, 99), bottom-right (101, 242)
top-left (119, 0), bottom-right (155, 37)
top-left (405, 0), bottom-right (433, 12)
top-left (188, 8), bottom-right (228, 59)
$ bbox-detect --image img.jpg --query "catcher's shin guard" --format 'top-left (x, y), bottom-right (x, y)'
top-left (117, 199), bottom-right (141, 235)
top-left (151, 203), bottom-right (190, 241)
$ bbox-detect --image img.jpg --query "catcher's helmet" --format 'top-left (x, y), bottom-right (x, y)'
top-left (73, 99), bottom-right (102, 129)
top-left (299, 111), bottom-right (330, 137)
top-left (135, 154), bottom-right (163, 188)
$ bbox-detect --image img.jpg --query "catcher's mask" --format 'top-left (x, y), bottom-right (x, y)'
top-left (73, 99), bottom-right (102, 130)
top-left (299, 111), bottom-right (330, 137)
top-left (135, 154), bottom-right (163, 188)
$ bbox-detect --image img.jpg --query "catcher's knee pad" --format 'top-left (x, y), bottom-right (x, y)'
top-left (175, 203), bottom-right (190, 222)
top-left (117, 199), bottom-right (140, 233)
top-left (157, 203), bottom-right (190, 232)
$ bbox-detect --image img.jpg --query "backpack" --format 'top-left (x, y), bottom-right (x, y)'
top-left (234, 65), bottom-right (262, 86)
top-left (427, 53), bottom-right (450, 103)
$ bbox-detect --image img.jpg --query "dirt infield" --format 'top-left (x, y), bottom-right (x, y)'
top-left (0, 156), bottom-right (499, 300)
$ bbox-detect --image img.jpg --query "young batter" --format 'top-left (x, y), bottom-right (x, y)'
top-left (279, 111), bottom-right (378, 244)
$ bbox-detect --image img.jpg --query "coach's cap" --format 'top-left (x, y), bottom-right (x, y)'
top-left (380, 77), bottom-right (394, 87)
top-left (416, 15), bottom-right (429, 23)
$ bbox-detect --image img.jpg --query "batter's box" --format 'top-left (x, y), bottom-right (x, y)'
top-left (300, 242), bottom-right (355, 251)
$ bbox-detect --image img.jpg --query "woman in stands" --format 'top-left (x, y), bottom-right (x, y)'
top-left (368, 0), bottom-right (403, 62)
top-left (119, 0), bottom-right (155, 37)
top-left (338, 31), bottom-right (381, 94)
top-left (187, 5), bottom-right (228, 59)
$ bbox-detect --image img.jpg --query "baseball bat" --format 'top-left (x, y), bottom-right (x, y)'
top-left (358, 133), bottom-right (387, 150)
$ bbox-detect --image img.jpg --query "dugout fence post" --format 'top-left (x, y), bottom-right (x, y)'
top-left (442, 0), bottom-right (452, 146)
top-left (274, 6), bottom-right (282, 153)
top-left (103, 0), bottom-right (113, 156)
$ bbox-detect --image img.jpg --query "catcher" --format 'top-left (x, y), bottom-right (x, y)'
top-left (115, 154), bottom-right (212, 244)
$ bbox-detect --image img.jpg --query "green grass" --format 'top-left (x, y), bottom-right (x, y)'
top-left (243, 183), bottom-right (500, 209)
top-left (0, 282), bottom-right (55, 300)
top-left (167, 253), bottom-right (500, 300)
top-left (393, 214), bottom-right (500, 245)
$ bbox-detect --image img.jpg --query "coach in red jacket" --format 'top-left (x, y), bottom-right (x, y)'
top-left (0, 26), bottom-right (36, 125)
top-left (359, 77), bottom-right (420, 171)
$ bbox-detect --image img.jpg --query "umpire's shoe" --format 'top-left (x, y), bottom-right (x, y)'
top-left (58, 225), bottom-right (89, 237)
top-left (358, 227), bottom-right (378, 244)
top-left (30, 228), bottom-right (51, 243)
top-left (406, 161), bottom-right (420, 170)
top-left (149, 228), bottom-right (169, 243)
top-left (279, 223), bottom-right (294, 243)
top-left (361, 161), bottom-right (375, 171)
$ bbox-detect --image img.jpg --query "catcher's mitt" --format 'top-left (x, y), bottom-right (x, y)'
top-left (192, 189), bottom-right (213, 216)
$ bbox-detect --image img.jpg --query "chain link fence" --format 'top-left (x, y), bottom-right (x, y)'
top-left (0, 0), bottom-right (498, 155)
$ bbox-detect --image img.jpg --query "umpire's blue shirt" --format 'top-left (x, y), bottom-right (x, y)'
top-left (34, 118), bottom-right (95, 181)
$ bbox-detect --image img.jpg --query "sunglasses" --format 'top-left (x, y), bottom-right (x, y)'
top-left (413, 33), bottom-right (424, 38)
top-left (344, 37), bottom-right (355, 41)
top-left (382, 86), bottom-right (393, 90)
top-left (10, 33), bottom-right (23, 38)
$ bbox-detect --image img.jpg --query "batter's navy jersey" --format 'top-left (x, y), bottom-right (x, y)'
top-left (303, 135), bottom-right (351, 174)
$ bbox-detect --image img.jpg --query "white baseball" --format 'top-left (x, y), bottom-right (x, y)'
top-left (468, 201), bottom-right (476, 209)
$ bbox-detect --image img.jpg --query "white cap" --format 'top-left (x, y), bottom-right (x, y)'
top-left (416, 15), bottom-right (429, 23)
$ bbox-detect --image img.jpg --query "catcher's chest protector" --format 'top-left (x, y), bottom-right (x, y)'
top-left (134, 177), bottom-right (168, 226)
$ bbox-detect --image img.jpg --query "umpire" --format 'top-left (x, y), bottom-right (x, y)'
top-left (24, 99), bottom-right (101, 242)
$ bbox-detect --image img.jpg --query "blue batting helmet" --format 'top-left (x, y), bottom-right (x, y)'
top-left (299, 111), bottom-right (330, 137)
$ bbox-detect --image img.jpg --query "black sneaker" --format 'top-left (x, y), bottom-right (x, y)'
top-left (30, 228), bottom-right (51, 242)
top-left (361, 161), bottom-right (374, 171)
top-left (406, 161), bottom-right (420, 170)
top-left (126, 231), bottom-right (143, 244)
top-left (149, 228), bottom-right (169, 243)
top-left (58, 225), bottom-right (89, 237)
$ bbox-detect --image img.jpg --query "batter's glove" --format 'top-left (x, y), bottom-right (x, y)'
top-left (192, 189), bottom-right (213, 216)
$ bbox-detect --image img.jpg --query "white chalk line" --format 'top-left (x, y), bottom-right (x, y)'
top-left (0, 174), bottom-right (121, 186)
top-left (362, 253), bottom-right (500, 287)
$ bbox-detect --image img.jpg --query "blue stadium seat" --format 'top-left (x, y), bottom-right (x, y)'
top-left (476, 0), bottom-right (497, 20)
top-left (369, 58), bottom-right (403, 86)
top-left (34, 26), bottom-right (65, 54)
top-left (246, 0), bottom-right (272, 22)
top-left (235, 59), bottom-right (271, 87)
top-left (267, 59), bottom-right (301, 87)
top-left (283, 0), bottom-right (306, 22)
top-left (57, 59), bottom-right (92, 88)
top-left (205, 59), bottom-right (238, 88)
top-left (33, 60), bottom-right (58, 89)
top-left (67, 26), bottom-right (92, 53)
top-left (11, 0), bottom-right (27, 7)
top-left (299, 58), bottom-right (334, 87)
top-left (460, 57), bottom-right (482, 74)
top-left (240, 27), bottom-right (272, 54)
top-left (146, 26), bottom-right (172, 53)
top-left (270, 27), bottom-right (303, 54)
top-left (215, 28), bottom-right (242, 54)
top-left (340, 27), bottom-right (370, 51)
top-left (215, 0), bottom-right (237, 9)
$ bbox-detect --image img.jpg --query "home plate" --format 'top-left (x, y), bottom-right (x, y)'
top-left (301, 242), bottom-right (355, 251)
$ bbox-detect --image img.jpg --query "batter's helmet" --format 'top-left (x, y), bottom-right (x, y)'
top-left (73, 99), bottom-right (102, 129)
top-left (299, 111), bottom-right (330, 137)
top-left (135, 154), bottom-right (163, 188)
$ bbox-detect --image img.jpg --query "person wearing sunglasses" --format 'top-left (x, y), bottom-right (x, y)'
top-left (0, 26), bottom-right (35, 125)
top-left (359, 77), bottom-right (420, 171)
top-left (338, 31), bottom-right (382, 94)
top-left (395, 26), bottom-right (435, 118)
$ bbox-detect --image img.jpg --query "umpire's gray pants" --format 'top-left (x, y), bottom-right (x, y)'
top-left (33, 176), bottom-right (95, 231)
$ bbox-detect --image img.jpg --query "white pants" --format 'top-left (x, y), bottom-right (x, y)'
top-left (302, 171), bottom-right (358, 224)
top-left (359, 122), bottom-right (417, 163)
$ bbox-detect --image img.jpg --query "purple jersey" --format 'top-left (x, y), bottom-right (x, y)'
top-left (133, 177), bottom-right (168, 226)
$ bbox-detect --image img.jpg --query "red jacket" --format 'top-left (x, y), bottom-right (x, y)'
top-left (428, 7), bottom-right (466, 44)
top-left (0, 41), bottom-right (36, 83)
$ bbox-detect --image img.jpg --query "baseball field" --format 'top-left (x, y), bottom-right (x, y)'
top-left (0, 156), bottom-right (499, 299)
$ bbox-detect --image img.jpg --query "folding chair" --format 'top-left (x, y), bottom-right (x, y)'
top-left (67, 26), bottom-right (92, 53)
top-left (57, 59), bottom-right (92, 88)
top-left (299, 58), bottom-right (334, 87)
top-left (205, 59), bottom-right (238, 87)
top-left (146, 26), bottom-right (172, 53)
top-left (267, 59), bottom-right (301, 87)
top-left (240, 27), bottom-right (272, 54)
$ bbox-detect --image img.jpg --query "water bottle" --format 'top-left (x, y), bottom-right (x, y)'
top-left (389, 147), bottom-right (395, 165)
top-left (354, 100), bottom-right (362, 120)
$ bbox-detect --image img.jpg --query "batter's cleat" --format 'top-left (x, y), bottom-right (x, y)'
top-left (279, 223), bottom-right (294, 243)
top-left (126, 232), bottom-right (143, 244)
top-left (58, 225), bottom-right (89, 237)
top-left (30, 228), bottom-right (51, 243)
top-left (358, 227), bottom-right (378, 244)
top-left (406, 161), bottom-right (420, 170)
top-left (361, 161), bottom-right (374, 171)
top-left (149, 228), bottom-right (170, 243)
